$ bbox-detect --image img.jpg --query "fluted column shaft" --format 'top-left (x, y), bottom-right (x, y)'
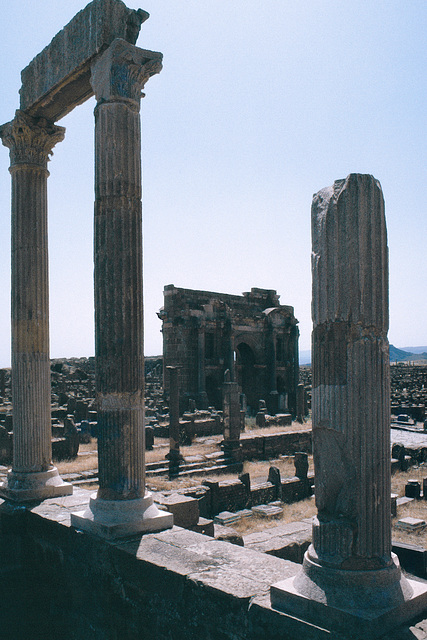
top-left (91, 39), bottom-right (162, 501)
top-left (311, 173), bottom-right (390, 570)
top-left (0, 111), bottom-right (64, 473)
top-left (271, 173), bottom-right (427, 633)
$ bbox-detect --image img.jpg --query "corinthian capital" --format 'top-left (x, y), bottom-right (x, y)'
top-left (0, 110), bottom-right (65, 168)
top-left (91, 38), bottom-right (163, 107)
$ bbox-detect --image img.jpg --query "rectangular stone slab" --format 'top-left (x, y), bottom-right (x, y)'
top-left (20, 0), bottom-right (143, 121)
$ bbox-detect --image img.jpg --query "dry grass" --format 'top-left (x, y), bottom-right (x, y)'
top-left (55, 442), bottom-right (98, 474)
top-left (232, 497), bottom-right (316, 535)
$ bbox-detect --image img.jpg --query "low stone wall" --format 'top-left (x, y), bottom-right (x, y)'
top-left (240, 430), bottom-right (312, 460)
top-left (200, 474), bottom-right (313, 517)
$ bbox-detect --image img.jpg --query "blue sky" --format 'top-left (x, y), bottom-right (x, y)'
top-left (0, 0), bottom-right (426, 366)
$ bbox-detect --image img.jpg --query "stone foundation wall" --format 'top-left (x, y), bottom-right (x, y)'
top-left (0, 494), bottom-right (326, 640)
top-left (0, 492), bottom-right (422, 639)
top-left (240, 430), bottom-right (312, 460)
top-left (201, 475), bottom-right (313, 517)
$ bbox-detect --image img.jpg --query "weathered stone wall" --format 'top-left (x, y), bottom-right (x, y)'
top-left (0, 493), bottom-right (421, 639)
top-left (0, 495), bottom-right (327, 640)
top-left (240, 430), bottom-right (312, 460)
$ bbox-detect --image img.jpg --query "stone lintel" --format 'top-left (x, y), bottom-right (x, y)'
top-left (19, 0), bottom-right (149, 121)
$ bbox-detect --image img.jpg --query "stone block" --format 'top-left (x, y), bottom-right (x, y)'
top-left (405, 479), bottom-right (421, 499)
top-left (203, 479), bottom-right (248, 516)
top-left (281, 477), bottom-right (311, 503)
top-left (391, 493), bottom-right (397, 517)
top-left (190, 517), bottom-right (214, 537)
top-left (213, 524), bottom-right (244, 547)
top-left (155, 494), bottom-right (199, 529)
top-left (251, 504), bottom-right (283, 518)
top-left (396, 517), bottom-right (426, 532)
top-left (392, 540), bottom-right (427, 578)
top-left (239, 434), bottom-right (264, 459)
top-left (244, 521), bottom-right (311, 563)
top-left (250, 481), bottom-right (277, 507)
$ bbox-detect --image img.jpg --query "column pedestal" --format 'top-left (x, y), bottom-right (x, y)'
top-left (271, 550), bottom-right (427, 639)
top-left (72, 492), bottom-right (172, 540)
top-left (1, 467), bottom-right (72, 502)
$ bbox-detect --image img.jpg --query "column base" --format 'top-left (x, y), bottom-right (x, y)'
top-left (71, 491), bottom-right (173, 540)
top-left (0, 466), bottom-right (73, 502)
top-left (165, 450), bottom-right (185, 462)
top-left (270, 548), bottom-right (427, 639)
top-left (221, 440), bottom-right (242, 462)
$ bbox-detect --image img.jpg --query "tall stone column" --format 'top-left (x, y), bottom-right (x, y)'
top-left (267, 325), bottom-right (278, 415)
top-left (0, 111), bottom-right (72, 501)
top-left (223, 316), bottom-right (234, 381)
top-left (71, 39), bottom-right (172, 538)
top-left (221, 371), bottom-right (242, 461)
top-left (166, 366), bottom-right (183, 469)
top-left (271, 174), bottom-right (427, 638)
top-left (196, 320), bottom-right (208, 409)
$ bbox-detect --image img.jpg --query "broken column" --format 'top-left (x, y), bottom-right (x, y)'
top-left (221, 370), bottom-right (242, 460)
top-left (271, 174), bottom-right (427, 638)
top-left (296, 383), bottom-right (305, 423)
top-left (71, 39), bottom-right (172, 537)
top-left (166, 366), bottom-right (184, 471)
top-left (0, 111), bottom-right (72, 501)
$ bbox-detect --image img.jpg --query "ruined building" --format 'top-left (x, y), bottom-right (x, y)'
top-left (158, 285), bottom-right (299, 415)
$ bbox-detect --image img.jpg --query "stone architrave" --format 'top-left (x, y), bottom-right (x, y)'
top-left (20, 0), bottom-right (149, 122)
top-left (0, 111), bottom-right (72, 501)
top-left (271, 174), bottom-right (427, 638)
top-left (71, 39), bottom-right (172, 538)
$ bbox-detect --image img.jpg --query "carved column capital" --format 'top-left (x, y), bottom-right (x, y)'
top-left (90, 38), bottom-right (162, 107)
top-left (0, 110), bottom-right (65, 169)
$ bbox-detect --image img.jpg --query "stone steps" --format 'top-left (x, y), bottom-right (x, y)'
top-left (59, 455), bottom-right (243, 486)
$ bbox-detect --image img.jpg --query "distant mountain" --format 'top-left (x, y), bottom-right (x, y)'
top-left (390, 345), bottom-right (427, 362)
top-left (389, 345), bottom-right (414, 362)
top-left (402, 346), bottom-right (427, 355)
top-left (299, 345), bottom-right (427, 365)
